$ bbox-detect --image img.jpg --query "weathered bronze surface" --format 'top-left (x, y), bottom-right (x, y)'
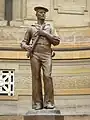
top-left (21, 6), bottom-right (60, 110)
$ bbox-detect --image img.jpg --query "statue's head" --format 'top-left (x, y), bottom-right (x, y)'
top-left (34, 6), bottom-right (49, 20)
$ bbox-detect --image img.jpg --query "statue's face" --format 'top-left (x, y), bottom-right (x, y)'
top-left (36, 9), bottom-right (46, 20)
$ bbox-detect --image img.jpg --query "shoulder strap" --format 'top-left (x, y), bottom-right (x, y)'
top-left (31, 24), bottom-right (46, 51)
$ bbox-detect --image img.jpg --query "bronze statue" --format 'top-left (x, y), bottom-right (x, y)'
top-left (20, 6), bottom-right (60, 110)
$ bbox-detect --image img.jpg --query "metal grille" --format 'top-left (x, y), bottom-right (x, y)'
top-left (0, 70), bottom-right (14, 96)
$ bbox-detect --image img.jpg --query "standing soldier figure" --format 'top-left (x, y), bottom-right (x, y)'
top-left (21, 6), bottom-right (60, 110)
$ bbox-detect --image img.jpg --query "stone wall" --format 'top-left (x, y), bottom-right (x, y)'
top-left (0, 0), bottom-right (90, 116)
top-left (0, 0), bottom-right (90, 27)
top-left (0, 26), bottom-right (90, 49)
top-left (0, 26), bottom-right (90, 96)
top-left (0, 59), bottom-right (90, 96)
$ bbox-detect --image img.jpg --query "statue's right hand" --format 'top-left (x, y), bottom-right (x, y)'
top-left (25, 45), bottom-right (32, 51)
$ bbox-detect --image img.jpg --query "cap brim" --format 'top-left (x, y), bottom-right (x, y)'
top-left (34, 6), bottom-right (49, 12)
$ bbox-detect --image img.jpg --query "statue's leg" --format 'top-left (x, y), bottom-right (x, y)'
top-left (41, 54), bottom-right (54, 108)
top-left (30, 53), bottom-right (43, 109)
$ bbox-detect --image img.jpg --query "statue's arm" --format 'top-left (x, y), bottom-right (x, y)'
top-left (43, 31), bottom-right (60, 46)
top-left (38, 25), bottom-right (60, 46)
top-left (49, 27), bottom-right (60, 46)
top-left (20, 27), bottom-right (32, 51)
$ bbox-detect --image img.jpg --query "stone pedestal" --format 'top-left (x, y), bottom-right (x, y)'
top-left (24, 109), bottom-right (62, 120)
top-left (24, 115), bottom-right (64, 120)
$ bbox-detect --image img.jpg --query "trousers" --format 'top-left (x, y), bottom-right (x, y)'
top-left (30, 51), bottom-right (54, 108)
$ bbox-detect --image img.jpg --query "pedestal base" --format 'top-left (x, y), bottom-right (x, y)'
top-left (24, 109), bottom-right (62, 120)
top-left (24, 115), bottom-right (64, 120)
top-left (26, 109), bottom-right (60, 115)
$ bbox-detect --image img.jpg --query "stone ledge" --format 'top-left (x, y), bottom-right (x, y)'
top-left (10, 20), bottom-right (23, 27)
top-left (0, 115), bottom-right (23, 120)
top-left (0, 95), bottom-right (18, 101)
top-left (0, 20), bottom-right (7, 26)
top-left (23, 19), bottom-right (53, 27)
top-left (0, 50), bottom-right (90, 60)
top-left (16, 88), bottom-right (90, 96)
top-left (26, 109), bottom-right (60, 116)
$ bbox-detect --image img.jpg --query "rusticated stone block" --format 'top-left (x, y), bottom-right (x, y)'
top-left (0, 116), bottom-right (23, 120)
top-left (10, 21), bottom-right (23, 27)
top-left (0, 20), bottom-right (7, 26)
top-left (65, 115), bottom-right (90, 120)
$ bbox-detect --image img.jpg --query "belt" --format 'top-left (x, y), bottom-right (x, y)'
top-left (36, 43), bottom-right (50, 46)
